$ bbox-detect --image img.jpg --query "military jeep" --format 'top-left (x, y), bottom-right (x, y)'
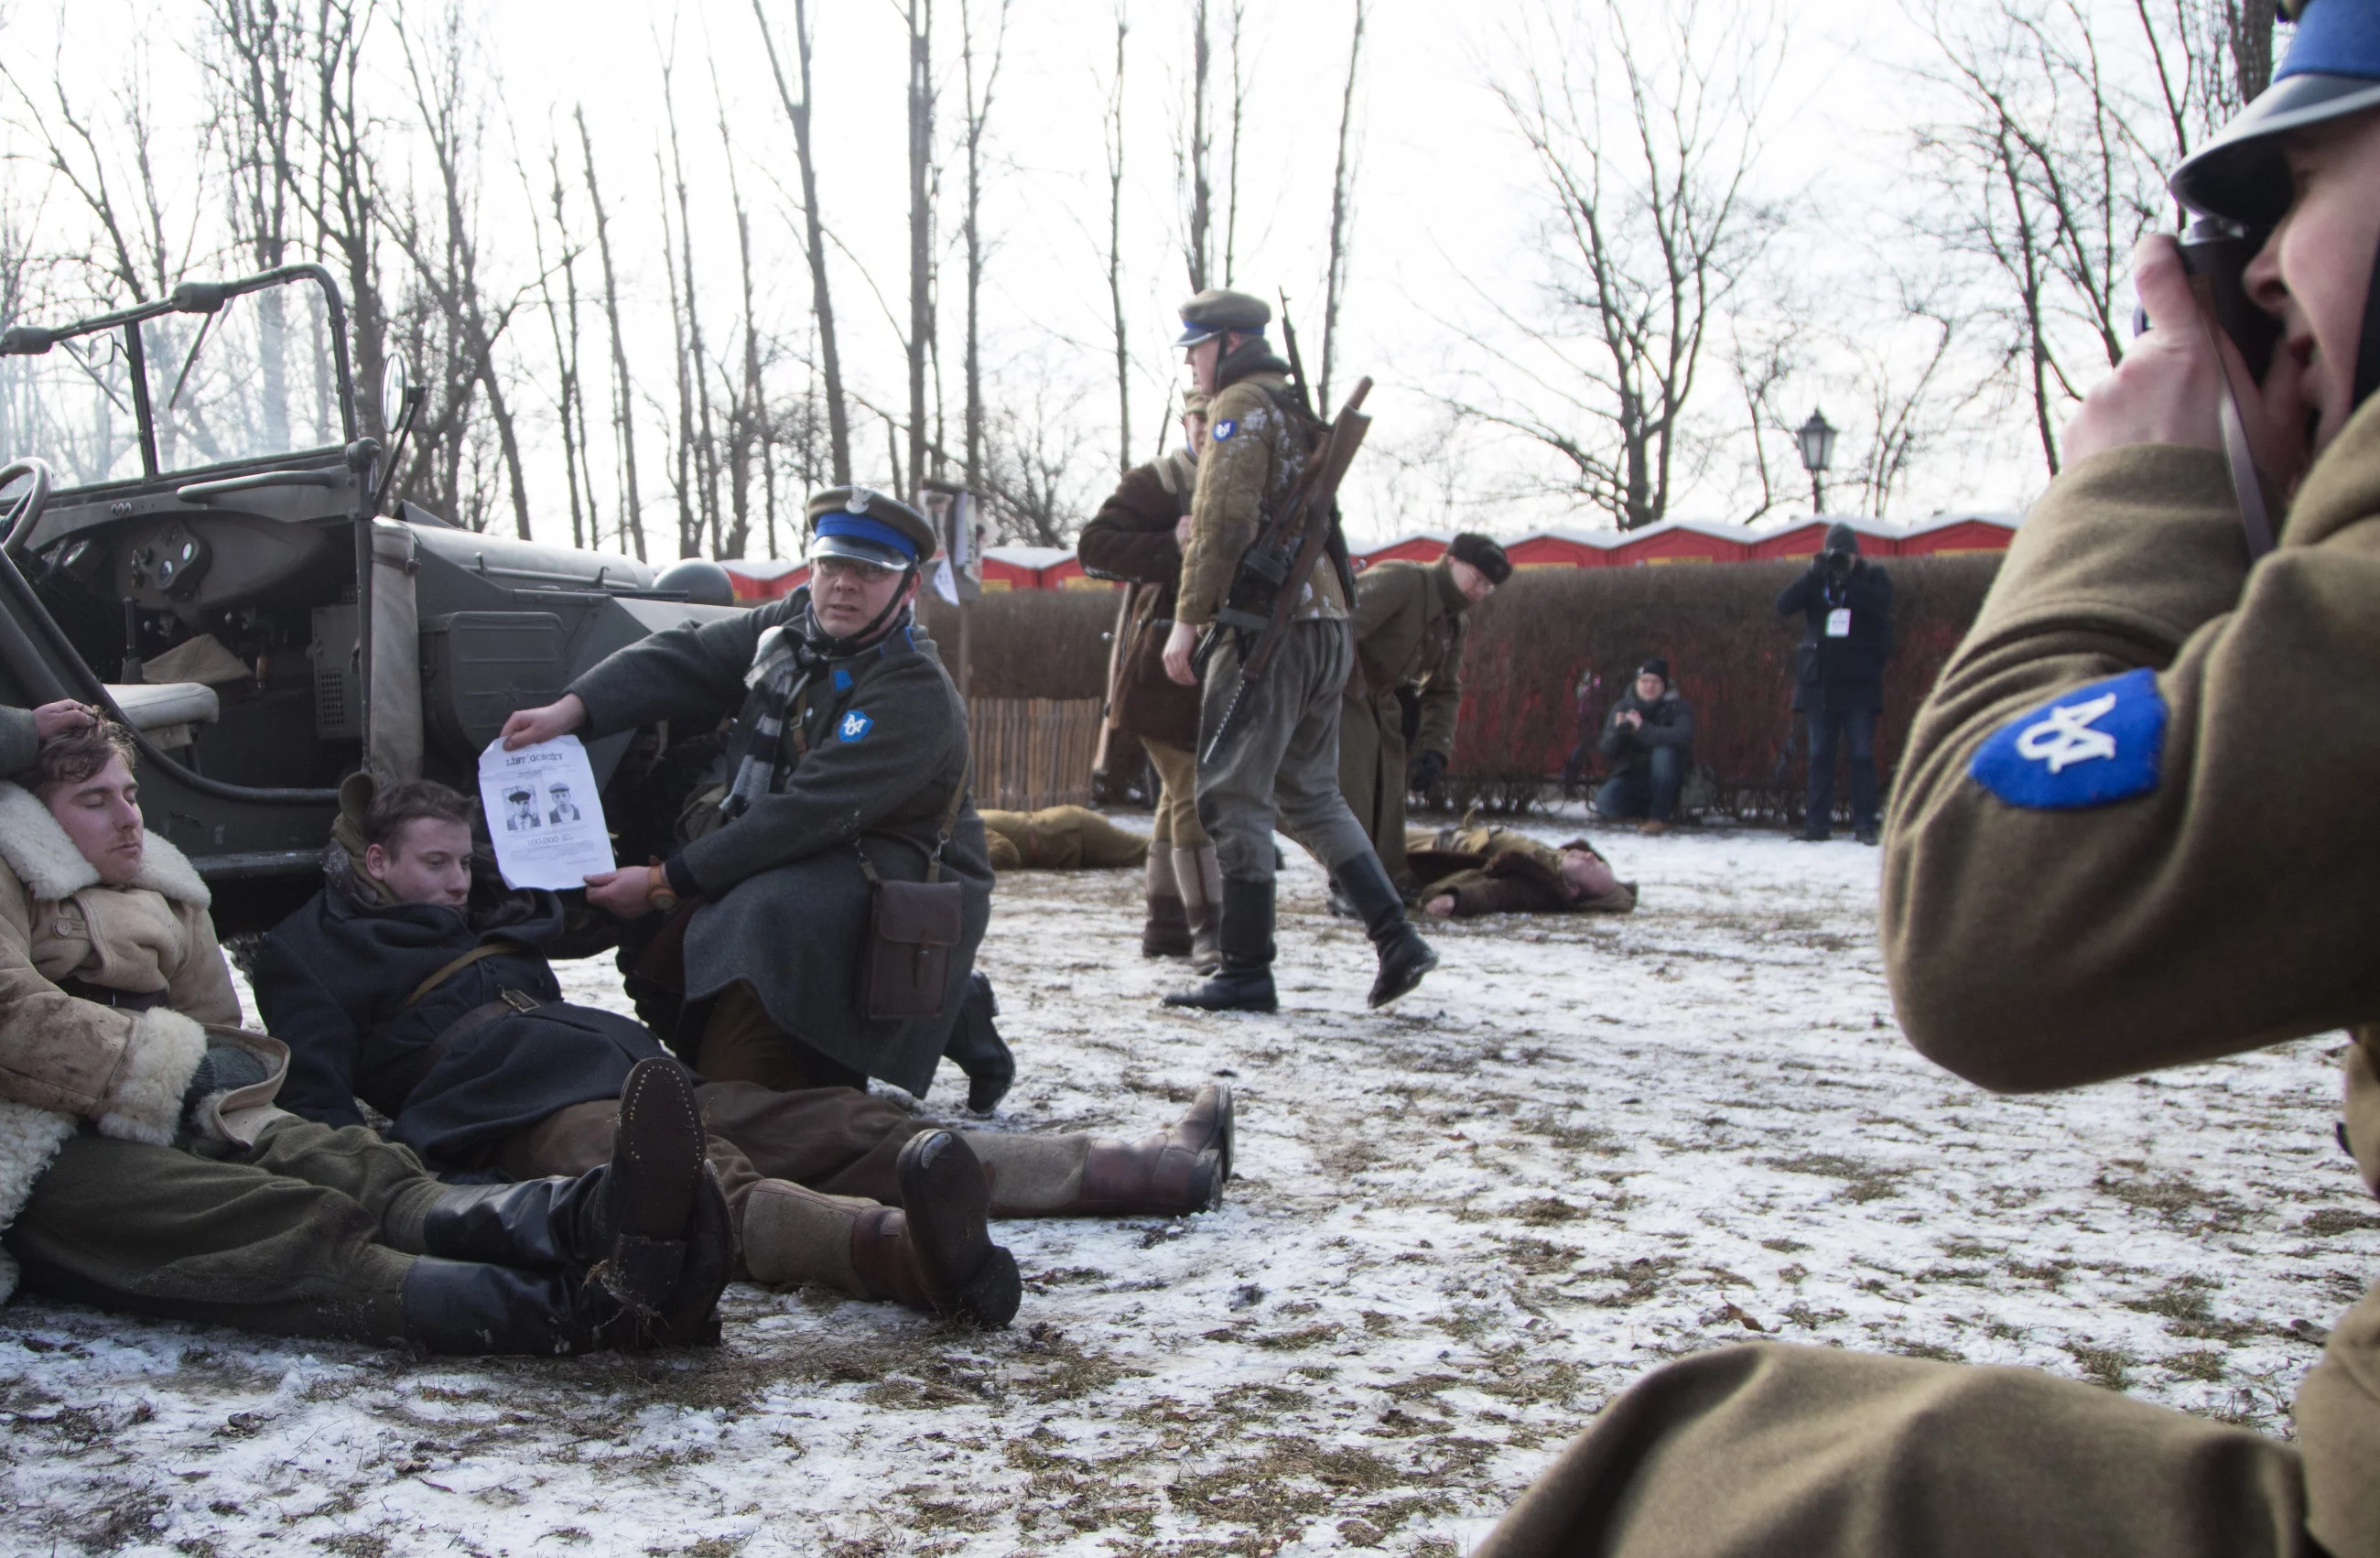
top-left (0, 265), bottom-right (741, 932)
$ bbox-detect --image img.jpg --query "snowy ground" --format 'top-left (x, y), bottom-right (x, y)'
top-left (3, 811), bottom-right (2375, 1557)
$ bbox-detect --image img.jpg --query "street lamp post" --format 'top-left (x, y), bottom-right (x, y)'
top-left (1794, 409), bottom-right (1837, 514)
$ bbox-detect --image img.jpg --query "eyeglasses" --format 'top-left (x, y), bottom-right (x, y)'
top-left (812, 556), bottom-right (900, 584)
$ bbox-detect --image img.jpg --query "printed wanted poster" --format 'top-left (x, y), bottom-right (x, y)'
top-left (478, 734), bottom-right (615, 890)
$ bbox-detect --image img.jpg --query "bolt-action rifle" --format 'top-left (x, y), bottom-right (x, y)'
top-left (1196, 375), bottom-right (1374, 763)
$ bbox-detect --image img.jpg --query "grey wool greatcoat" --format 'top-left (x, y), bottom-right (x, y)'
top-left (567, 590), bottom-right (992, 1096)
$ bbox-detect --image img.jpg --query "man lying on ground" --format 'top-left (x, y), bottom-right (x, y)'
top-left (252, 777), bottom-right (1236, 1330)
top-left (979, 806), bottom-right (1150, 873)
top-left (1402, 820), bottom-right (1638, 919)
top-left (0, 715), bottom-right (730, 1354)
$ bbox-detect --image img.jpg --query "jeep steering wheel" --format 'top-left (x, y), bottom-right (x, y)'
top-left (0, 458), bottom-right (53, 566)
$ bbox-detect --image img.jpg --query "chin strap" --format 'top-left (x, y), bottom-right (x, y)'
top-left (2202, 311), bottom-right (2277, 561)
top-left (2356, 231), bottom-right (2380, 417)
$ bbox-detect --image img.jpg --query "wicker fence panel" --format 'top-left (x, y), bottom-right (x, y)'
top-left (968, 696), bottom-right (1104, 810)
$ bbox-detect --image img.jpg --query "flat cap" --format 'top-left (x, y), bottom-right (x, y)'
top-left (1175, 287), bottom-right (1271, 348)
top-left (805, 485), bottom-right (936, 571)
top-left (1447, 533), bottom-right (1512, 585)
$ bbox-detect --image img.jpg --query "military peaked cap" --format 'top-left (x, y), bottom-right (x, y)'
top-left (1175, 287), bottom-right (1271, 347)
top-left (805, 485), bottom-right (936, 571)
top-left (1447, 532), bottom-right (1512, 584)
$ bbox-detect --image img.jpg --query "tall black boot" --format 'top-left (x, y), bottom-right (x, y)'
top-left (1334, 851), bottom-right (1439, 1009)
top-left (398, 1256), bottom-right (641, 1357)
top-left (941, 972), bottom-right (1014, 1113)
top-left (1163, 878), bottom-right (1278, 1012)
top-left (421, 1056), bottom-right (722, 1328)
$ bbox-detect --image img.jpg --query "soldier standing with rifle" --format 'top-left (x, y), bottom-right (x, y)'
top-left (1157, 288), bottom-right (1436, 1013)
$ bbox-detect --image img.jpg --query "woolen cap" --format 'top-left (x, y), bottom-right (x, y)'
top-left (1823, 522), bottom-right (1861, 556)
top-left (804, 485), bottom-right (936, 571)
top-left (1639, 657), bottom-right (1671, 682)
top-left (1447, 533), bottom-right (1512, 584)
top-left (1175, 287), bottom-right (1271, 348)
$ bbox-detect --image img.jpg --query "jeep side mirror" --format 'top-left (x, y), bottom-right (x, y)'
top-left (380, 353), bottom-right (416, 435)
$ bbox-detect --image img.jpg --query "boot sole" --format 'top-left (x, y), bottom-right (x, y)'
top-left (601, 1058), bottom-right (708, 1313)
top-left (897, 1131), bottom-right (1022, 1327)
top-left (1162, 990), bottom-right (1279, 1012)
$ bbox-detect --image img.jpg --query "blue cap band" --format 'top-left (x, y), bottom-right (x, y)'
top-left (815, 513), bottom-right (919, 560)
top-left (2281, 0), bottom-right (2380, 81)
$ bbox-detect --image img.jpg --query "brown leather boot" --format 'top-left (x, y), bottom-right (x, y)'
top-left (1142, 849), bottom-right (1193, 958)
top-left (967, 1084), bottom-right (1233, 1217)
top-left (1175, 844), bottom-right (1224, 974)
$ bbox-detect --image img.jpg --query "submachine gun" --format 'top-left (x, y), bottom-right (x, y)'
top-left (1196, 372), bottom-right (1374, 763)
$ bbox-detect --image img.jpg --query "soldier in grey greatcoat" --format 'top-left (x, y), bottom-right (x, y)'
top-left (500, 489), bottom-right (993, 1101)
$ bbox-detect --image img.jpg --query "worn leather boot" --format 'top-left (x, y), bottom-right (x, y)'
top-left (1141, 849), bottom-right (1193, 958)
top-left (397, 1256), bottom-right (641, 1356)
top-left (420, 1056), bottom-right (714, 1321)
top-left (1163, 878), bottom-right (1276, 1012)
top-left (940, 972), bottom-right (1014, 1113)
top-left (1334, 851), bottom-right (1439, 1009)
top-left (844, 1132), bottom-right (1021, 1325)
top-left (967, 1084), bottom-right (1233, 1217)
top-left (1174, 844), bottom-right (1225, 974)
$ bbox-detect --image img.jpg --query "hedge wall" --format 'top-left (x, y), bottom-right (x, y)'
top-left (916, 555), bottom-right (2005, 816)
top-left (1448, 555), bottom-right (2003, 813)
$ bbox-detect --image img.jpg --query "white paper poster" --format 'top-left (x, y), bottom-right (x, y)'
top-left (477, 734), bottom-right (616, 890)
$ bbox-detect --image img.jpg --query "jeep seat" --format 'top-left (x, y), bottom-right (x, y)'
top-left (103, 681), bottom-right (221, 751)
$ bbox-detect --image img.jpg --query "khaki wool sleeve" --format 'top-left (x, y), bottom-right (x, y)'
top-left (1882, 426), bottom-right (2380, 1092)
top-left (1174, 387), bottom-right (1278, 627)
top-left (1414, 615), bottom-right (1466, 760)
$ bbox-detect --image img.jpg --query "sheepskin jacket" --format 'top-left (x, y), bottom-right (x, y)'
top-left (0, 782), bottom-right (229, 1298)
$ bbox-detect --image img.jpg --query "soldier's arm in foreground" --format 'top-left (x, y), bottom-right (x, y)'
top-left (567, 599), bottom-right (783, 740)
top-left (1881, 434), bottom-right (2380, 1091)
top-left (670, 654), bottom-right (969, 900)
top-left (1076, 469), bottom-right (1185, 587)
top-left (1173, 385), bottom-right (1278, 629)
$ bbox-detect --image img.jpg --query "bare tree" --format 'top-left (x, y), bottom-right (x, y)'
top-left (718, 81), bottom-right (771, 560)
top-left (904, 0), bottom-right (937, 502)
top-left (523, 144), bottom-right (590, 548)
top-left (1182, 0), bottom-right (1215, 290)
top-left (1451, 0), bottom-right (1784, 530)
top-left (578, 106), bottom-right (646, 558)
top-left (659, 59), bottom-right (720, 555)
top-left (1223, 0), bottom-right (1247, 286)
top-left (958, 0), bottom-right (1012, 497)
top-left (1318, 0), bottom-right (1367, 410)
top-left (1105, 8), bottom-right (1132, 479)
top-left (753, 0), bottom-right (851, 485)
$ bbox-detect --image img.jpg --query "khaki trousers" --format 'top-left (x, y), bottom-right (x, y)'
top-left (5, 1120), bottom-right (440, 1343)
top-left (1477, 1344), bottom-right (2315, 1558)
top-left (1143, 738), bottom-right (1208, 849)
top-left (697, 981), bottom-right (869, 1093)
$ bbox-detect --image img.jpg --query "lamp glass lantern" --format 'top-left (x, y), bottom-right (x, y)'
top-left (1794, 408), bottom-right (1837, 513)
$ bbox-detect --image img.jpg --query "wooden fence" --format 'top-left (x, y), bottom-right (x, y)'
top-left (968, 696), bottom-right (1103, 811)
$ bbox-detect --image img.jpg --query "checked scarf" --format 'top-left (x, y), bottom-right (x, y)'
top-left (718, 622), bottom-right (826, 821)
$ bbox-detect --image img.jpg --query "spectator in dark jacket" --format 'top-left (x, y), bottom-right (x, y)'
top-left (1774, 522), bottom-right (1894, 843)
top-left (1594, 658), bottom-right (1694, 834)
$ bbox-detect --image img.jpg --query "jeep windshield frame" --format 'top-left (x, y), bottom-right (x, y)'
top-left (0, 265), bottom-right (357, 492)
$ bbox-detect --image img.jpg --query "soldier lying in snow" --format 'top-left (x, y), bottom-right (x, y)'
top-left (0, 711), bottom-right (731, 1355)
top-left (251, 777), bottom-right (1235, 1329)
top-left (979, 806), bottom-right (1151, 873)
top-left (1403, 820), bottom-right (1639, 920)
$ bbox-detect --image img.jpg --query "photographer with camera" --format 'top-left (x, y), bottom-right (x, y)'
top-left (1775, 522), bottom-right (1893, 843)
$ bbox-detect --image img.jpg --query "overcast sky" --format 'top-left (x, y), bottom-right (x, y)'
top-left (2, 0), bottom-right (2137, 554)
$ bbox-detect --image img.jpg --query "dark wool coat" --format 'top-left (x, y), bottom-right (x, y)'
top-left (1597, 687), bottom-right (1695, 774)
top-left (567, 590), bottom-right (992, 1097)
top-left (1776, 560), bottom-right (1895, 714)
top-left (254, 853), bottom-right (666, 1166)
top-left (1077, 451), bottom-right (1203, 748)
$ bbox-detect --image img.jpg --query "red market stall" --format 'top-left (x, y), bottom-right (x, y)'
top-left (720, 557), bottom-right (808, 601)
top-left (1606, 519), bottom-right (1751, 567)
top-left (1897, 514), bottom-right (2020, 556)
top-left (1503, 531), bottom-right (1613, 569)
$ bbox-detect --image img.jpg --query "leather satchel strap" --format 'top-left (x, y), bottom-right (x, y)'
top-left (401, 939), bottom-right (531, 1011)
